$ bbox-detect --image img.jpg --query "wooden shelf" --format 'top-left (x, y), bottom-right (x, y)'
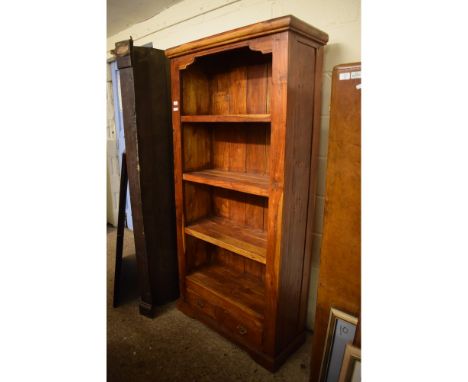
top-left (185, 216), bottom-right (267, 264)
top-left (183, 169), bottom-right (269, 197)
top-left (186, 263), bottom-right (265, 319)
top-left (181, 114), bottom-right (271, 123)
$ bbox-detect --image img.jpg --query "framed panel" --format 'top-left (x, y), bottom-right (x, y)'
top-left (319, 308), bottom-right (358, 382)
top-left (338, 344), bottom-right (361, 382)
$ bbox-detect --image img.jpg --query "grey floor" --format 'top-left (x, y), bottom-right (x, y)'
top-left (107, 226), bottom-right (313, 381)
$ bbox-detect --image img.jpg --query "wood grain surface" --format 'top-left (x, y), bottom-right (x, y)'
top-left (310, 63), bottom-right (361, 382)
top-left (185, 216), bottom-right (267, 264)
top-left (114, 40), bottom-right (179, 316)
top-left (166, 15), bottom-right (328, 58)
top-left (167, 17), bottom-right (328, 371)
top-left (181, 114), bottom-right (271, 122)
top-left (183, 169), bottom-right (269, 197)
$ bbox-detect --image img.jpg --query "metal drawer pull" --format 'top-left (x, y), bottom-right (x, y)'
top-left (237, 324), bottom-right (247, 335)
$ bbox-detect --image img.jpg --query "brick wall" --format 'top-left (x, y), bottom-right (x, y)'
top-left (107, 0), bottom-right (361, 329)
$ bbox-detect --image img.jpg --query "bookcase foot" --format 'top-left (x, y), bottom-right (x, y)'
top-left (138, 301), bottom-right (155, 318)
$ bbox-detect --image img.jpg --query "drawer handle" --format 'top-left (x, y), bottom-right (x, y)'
top-left (237, 324), bottom-right (247, 335)
top-left (196, 299), bottom-right (205, 308)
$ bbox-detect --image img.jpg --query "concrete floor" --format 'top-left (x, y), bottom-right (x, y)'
top-left (107, 226), bottom-right (313, 381)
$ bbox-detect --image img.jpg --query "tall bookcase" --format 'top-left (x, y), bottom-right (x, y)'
top-left (166, 16), bottom-right (328, 371)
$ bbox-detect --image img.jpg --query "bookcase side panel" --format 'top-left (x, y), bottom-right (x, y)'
top-left (298, 45), bottom-right (324, 331)
top-left (119, 64), bottom-right (153, 308)
top-left (117, 45), bottom-right (180, 313)
top-left (263, 31), bottom-right (289, 355)
top-left (132, 48), bottom-right (179, 305)
top-left (276, 33), bottom-right (319, 352)
top-left (170, 59), bottom-right (187, 299)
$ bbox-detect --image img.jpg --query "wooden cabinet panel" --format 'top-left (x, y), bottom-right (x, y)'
top-left (113, 40), bottom-right (179, 316)
top-left (310, 63), bottom-right (361, 382)
top-left (166, 16), bottom-right (328, 371)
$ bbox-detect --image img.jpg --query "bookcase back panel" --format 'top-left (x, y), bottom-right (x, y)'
top-left (185, 236), bottom-right (265, 283)
top-left (182, 123), bottom-right (270, 175)
top-left (212, 188), bottom-right (268, 231)
top-left (212, 247), bottom-right (265, 282)
top-left (182, 124), bottom-right (212, 171)
top-left (181, 48), bottom-right (272, 115)
top-left (212, 124), bottom-right (270, 175)
top-left (185, 235), bottom-right (212, 270)
top-left (183, 183), bottom-right (212, 225)
top-left (183, 181), bottom-right (268, 231)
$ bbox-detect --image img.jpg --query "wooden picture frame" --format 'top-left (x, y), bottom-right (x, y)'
top-left (338, 344), bottom-right (361, 382)
top-left (318, 308), bottom-right (359, 382)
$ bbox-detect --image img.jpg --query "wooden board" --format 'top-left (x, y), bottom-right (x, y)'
top-left (309, 63), bottom-right (361, 382)
top-left (181, 114), bottom-right (270, 123)
top-left (183, 169), bottom-right (269, 197)
top-left (185, 216), bottom-right (267, 264)
top-left (275, 33), bottom-right (317, 351)
top-left (181, 48), bottom-right (271, 116)
top-left (114, 39), bottom-right (179, 316)
top-left (165, 15), bottom-right (328, 58)
top-left (186, 263), bottom-right (265, 320)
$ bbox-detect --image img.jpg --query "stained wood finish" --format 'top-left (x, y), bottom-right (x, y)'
top-left (183, 169), bottom-right (269, 197)
top-left (309, 63), bottom-right (361, 382)
top-left (186, 263), bottom-right (265, 319)
top-left (114, 40), bottom-right (179, 316)
top-left (181, 122), bottom-right (270, 176)
top-left (185, 216), bottom-right (267, 264)
top-left (166, 16), bottom-right (328, 371)
top-left (165, 15), bottom-right (328, 58)
top-left (276, 34), bottom-right (318, 351)
top-left (180, 48), bottom-right (272, 116)
top-left (181, 114), bottom-right (270, 123)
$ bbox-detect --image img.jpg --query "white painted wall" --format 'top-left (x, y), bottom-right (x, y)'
top-left (106, 0), bottom-right (361, 329)
top-left (107, 64), bottom-right (120, 227)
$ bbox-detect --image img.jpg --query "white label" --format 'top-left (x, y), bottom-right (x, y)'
top-left (173, 100), bottom-right (178, 106)
top-left (351, 71), bottom-right (361, 79)
top-left (339, 72), bottom-right (351, 80)
top-left (356, 84), bottom-right (361, 90)
top-left (173, 107), bottom-right (179, 112)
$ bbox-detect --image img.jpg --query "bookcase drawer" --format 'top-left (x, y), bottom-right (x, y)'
top-left (221, 308), bottom-right (263, 348)
top-left (186, 289), bottom-right (220, 321)
top-left (186, 286), bottom-right (263, 348)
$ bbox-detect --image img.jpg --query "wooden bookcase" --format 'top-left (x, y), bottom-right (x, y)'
top-left (166, 16), bottom-right (328, 371)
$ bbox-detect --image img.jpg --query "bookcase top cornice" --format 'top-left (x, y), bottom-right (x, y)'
top-left (165, 15), bottom-right (328, 58)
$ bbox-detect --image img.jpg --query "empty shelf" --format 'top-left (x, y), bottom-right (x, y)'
top-left (181, 114), bottom-right (271, 123)
top-left (183, 169), bottom-right (269, 197)
top-left (185, 216), bottom-right (267, 264)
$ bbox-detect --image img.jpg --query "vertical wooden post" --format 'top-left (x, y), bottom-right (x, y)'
top-left (113, 152), bottom-right (128, 308)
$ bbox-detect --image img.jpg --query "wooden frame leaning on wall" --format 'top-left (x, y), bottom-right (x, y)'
top-left (319, 308), bottom-right (359, 382)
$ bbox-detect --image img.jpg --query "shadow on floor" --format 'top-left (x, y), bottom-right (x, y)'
top-left (115, 255), bottom-right (140, 306)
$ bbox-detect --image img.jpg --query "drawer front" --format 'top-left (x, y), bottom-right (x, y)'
top-left (221, 308), bottom-right (263, 348)
top-left (185, 288), bottom-right (263, 348)
top-left (185, 289), bottom-right (220, 321)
